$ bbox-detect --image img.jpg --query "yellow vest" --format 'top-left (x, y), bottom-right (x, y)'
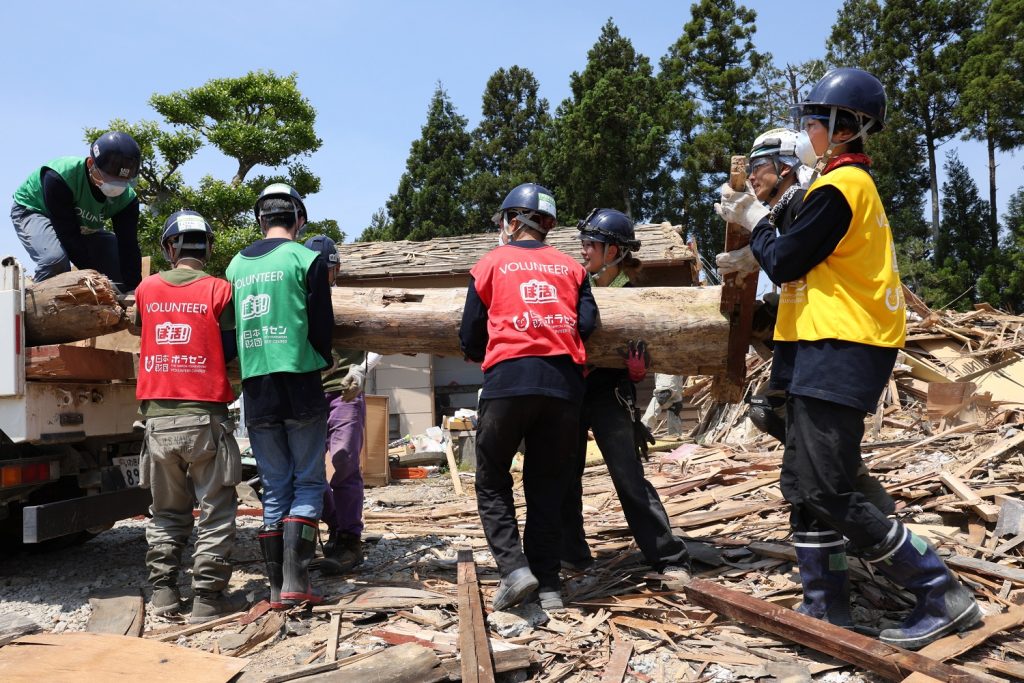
top-left (775, 165), bottom-right (906, 348)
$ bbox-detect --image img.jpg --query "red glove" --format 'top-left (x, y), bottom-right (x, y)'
top-left (621, 339), bottom-right (651, 382)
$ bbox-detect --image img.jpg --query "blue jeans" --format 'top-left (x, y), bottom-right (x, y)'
top-left (11, 203), bottom-right (122, 284)
top-left (248, 412), bottom-right (329, 525)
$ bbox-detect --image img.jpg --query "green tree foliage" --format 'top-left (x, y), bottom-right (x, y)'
top-left (825, 0), bottom-right (931, 245)
top-left (86, 71), bottom-right (339, 276)
top-left (978, 187), bottom-right (1024, 312)
top-left (752, 60), bottom-right (827, 129)
top-left (957, 0), bottom-right (1024, 249)
top-left (660, 1), bottom-right (767, 263)
top-left (462, 67), bottom-right (551, 231)
top-left (369, 83), bottom-right (471, 241)
top-left (931, 152), bottom-right (991, 307)
top-left (359, 208), bottom-right (393, 242)
top-left (543, 19), bottom-right (671, 223)
top-left (876, 0), bottom-right (977, 243)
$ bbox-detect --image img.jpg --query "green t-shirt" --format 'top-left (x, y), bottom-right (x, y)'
top-left (138, 268), bottom-right (235, 418)
top-left (226, 241), bottom-right (327, 380)
top-left (13, 156), bottom-right (136, 233)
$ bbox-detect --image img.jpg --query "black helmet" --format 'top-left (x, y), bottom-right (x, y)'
top-left (254, 183), bottom-right (307, 222)
top-left (576, 208), bottom-right (641, 252)
top-left (303, 235), bottom-right (339, 269)
top-left (791, 67), bottom-right (886, 134)
top-left (160, 210), bottom-right (214, 263)
top-left (499, 182), bottom-right (557, 220)
top-left (90, 131), bottom-right (141, 182)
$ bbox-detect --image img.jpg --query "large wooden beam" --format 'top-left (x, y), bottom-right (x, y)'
top-left (27, 344), bottom-right (136, 381)
top-left (25, 270), bottom-right (128, 346)
top-left (331, 285), bottom-right (730, 376)
top-left (712, 155), bottom-right (757, 402)
top-left (684, 578), bottom-right (984, 682)
top-left (456, 548), bottom-right (495, 683)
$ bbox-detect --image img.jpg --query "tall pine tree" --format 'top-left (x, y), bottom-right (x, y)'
top-left (545, 19), bottom-right (671, 222)
top-left (957, 0), bottom-right (1024, 249)
top-left (825, 0), bottom-right (930, 247)
top-left (978, 186), bottom-right (1024, 312)
top-left (659, 0), bottom-right (767, 264)
top-left (364, 83), bottom-right (471, 241)
top-left (462, 66), bottom-right (551, 231)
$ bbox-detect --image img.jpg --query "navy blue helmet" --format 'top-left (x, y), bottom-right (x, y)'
top-left (576, 208), bottom-right (640, 252)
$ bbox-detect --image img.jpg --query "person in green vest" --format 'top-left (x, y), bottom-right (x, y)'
top-left (226, 183), bottom-right (334, 607)
top-left (11, 131), bottom-right (142, 292)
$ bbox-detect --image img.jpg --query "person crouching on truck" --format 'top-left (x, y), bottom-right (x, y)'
top-left (135, 210), bottom-right (243, 623)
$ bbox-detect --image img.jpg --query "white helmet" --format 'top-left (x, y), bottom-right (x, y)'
top-left (749, 128), bottom-right (815, 167)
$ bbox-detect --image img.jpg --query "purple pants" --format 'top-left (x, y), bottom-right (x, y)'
top-left (321, 392), bottom-right (366, 535)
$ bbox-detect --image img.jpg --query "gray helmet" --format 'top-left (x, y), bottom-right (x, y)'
top-left (576, 208), bottom-right (640, 252)
top-left (303, 235), bottom-right (339, 269)
top-left (254, 183), bottom-right (307, 223)
top-left (161, 210), bottom-right (213, 263)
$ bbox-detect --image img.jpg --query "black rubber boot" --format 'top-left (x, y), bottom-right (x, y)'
top-left (319, 529), bottom-right (363, 576)
top-left (281, 516), bottom-right (323, 606)
top-left (793, 530), bottom-right (853, 627)
top-left (864, 522), bottom-right (982, 650)
top-left (258, 523), bottom-right (285, 609)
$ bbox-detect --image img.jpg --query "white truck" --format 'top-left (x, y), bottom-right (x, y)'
top-left (0, 258), bottom-right (150, 546)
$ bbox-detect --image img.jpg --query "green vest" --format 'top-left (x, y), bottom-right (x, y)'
top-left (13, 157), bottom-right (137, 233)
top-left (226, 241), bottom-right (326, 380)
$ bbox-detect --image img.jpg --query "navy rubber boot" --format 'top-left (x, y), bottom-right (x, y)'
top-left (258, 523), bottom-right (285, 609)
top-left (793, 530), bottom-right (853, 627)
top-left (281, 516), bottom-right (324, 606)
top-left (864, 522), bottom-right (982, 650)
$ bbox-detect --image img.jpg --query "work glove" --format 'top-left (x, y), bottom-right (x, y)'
top-left (714, 182), bottom-right (769, 232)
top-left (619, 339), bottom-right (652, 383)
top-left (716, 246), bottom-right (760, 276)
top-left (339, 365), bottom-right (367, 402)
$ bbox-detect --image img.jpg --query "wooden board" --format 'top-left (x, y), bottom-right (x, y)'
top-left (457, 548), bottom-right (495, 683)
top-left (85, 589), bottom-right (144, 637)
top-left (684, 579), bottom-right (984, 682)
top-left (0, 632), bottom-right (246, 682)
top-left (27, 344), bottom-right (136, 381)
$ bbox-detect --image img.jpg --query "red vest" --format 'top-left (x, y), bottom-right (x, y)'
top-left (470, 244), bottom-right (588, 371)
top-left (135, 273), bottom-right (235, 403)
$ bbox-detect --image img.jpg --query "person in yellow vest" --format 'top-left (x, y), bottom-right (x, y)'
top-left (715, 68), bottom-right (980, 650)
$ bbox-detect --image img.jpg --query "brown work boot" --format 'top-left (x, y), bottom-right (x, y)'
top-left (150, 586), bottom-right (181, 617)
top-left (320, 530), bottom-right (363, 576)
top-left (189, 591), bottom-right (248, 624)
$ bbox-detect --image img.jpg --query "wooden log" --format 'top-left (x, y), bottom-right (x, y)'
top-left (684, 578), bottom-right (984, 682)
top-left (25, 270), bottom-right (128, 346)
top-left (331, 285), bottom-right (730, 376)
top-left (712, 155), bottom-right (757, 402)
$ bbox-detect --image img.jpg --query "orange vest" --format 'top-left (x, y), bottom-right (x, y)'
top-left (136, 274), bottom-right (235, 403)
top-left (470, 244), bottom-right (588, 371)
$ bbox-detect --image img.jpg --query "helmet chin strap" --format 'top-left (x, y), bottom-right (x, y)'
top-left (590, 243), bottom-right (626, 281)
top-left (809, 107), bottom-right (877, 182)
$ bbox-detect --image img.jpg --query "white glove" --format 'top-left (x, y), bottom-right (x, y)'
top-left (339, 365), bottom-right (367, 402)
top-left (716, 246), bottom-right (760, 276)
top-left (714, 182), bottom-right (770, 232)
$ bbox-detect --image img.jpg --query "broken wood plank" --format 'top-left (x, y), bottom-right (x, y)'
top-left (442, 648), bottom-right (534, 681)
top-left (945, 555), bottom-right (1024, 584)
top-left (0, 632), bottom-right (246, 682)
top-left (297, 642), bottom-right (445, 682)
top-left (600, 640), bottom-right (633, 683)
top-left (85, 589), bottom-right (144, 637)
top-left (939, 471), bottom-right (1000, 522)
top-left (683, 578), bottom-right (984, 682)
top-left (326, 613), bottom-right (341, 662)
top-left (445, 437), bottom-right (465, 496)
top-left (457, 548), bottom-right (495, 683)
top-left (0, 614), bottom-right (40, 648)
top-left (899, 606), bottom-right (1024, 683)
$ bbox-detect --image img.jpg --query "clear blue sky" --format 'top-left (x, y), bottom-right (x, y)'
top-left (1, 1), bottom-right (1019, 269)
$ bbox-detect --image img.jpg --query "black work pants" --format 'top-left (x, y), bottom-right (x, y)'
top-left (561, 385), bottom-right (689, 570)
top-left (781, 394), bottom-right (893, 549)
top-left (475, 395), bottom-right (578, 589)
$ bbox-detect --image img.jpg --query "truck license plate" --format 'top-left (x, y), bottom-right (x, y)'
top-left (113, 456), bottom-right (142, 487)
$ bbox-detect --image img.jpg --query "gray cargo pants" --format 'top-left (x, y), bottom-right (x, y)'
top-left (142, 414), bottom-right (242, 593)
